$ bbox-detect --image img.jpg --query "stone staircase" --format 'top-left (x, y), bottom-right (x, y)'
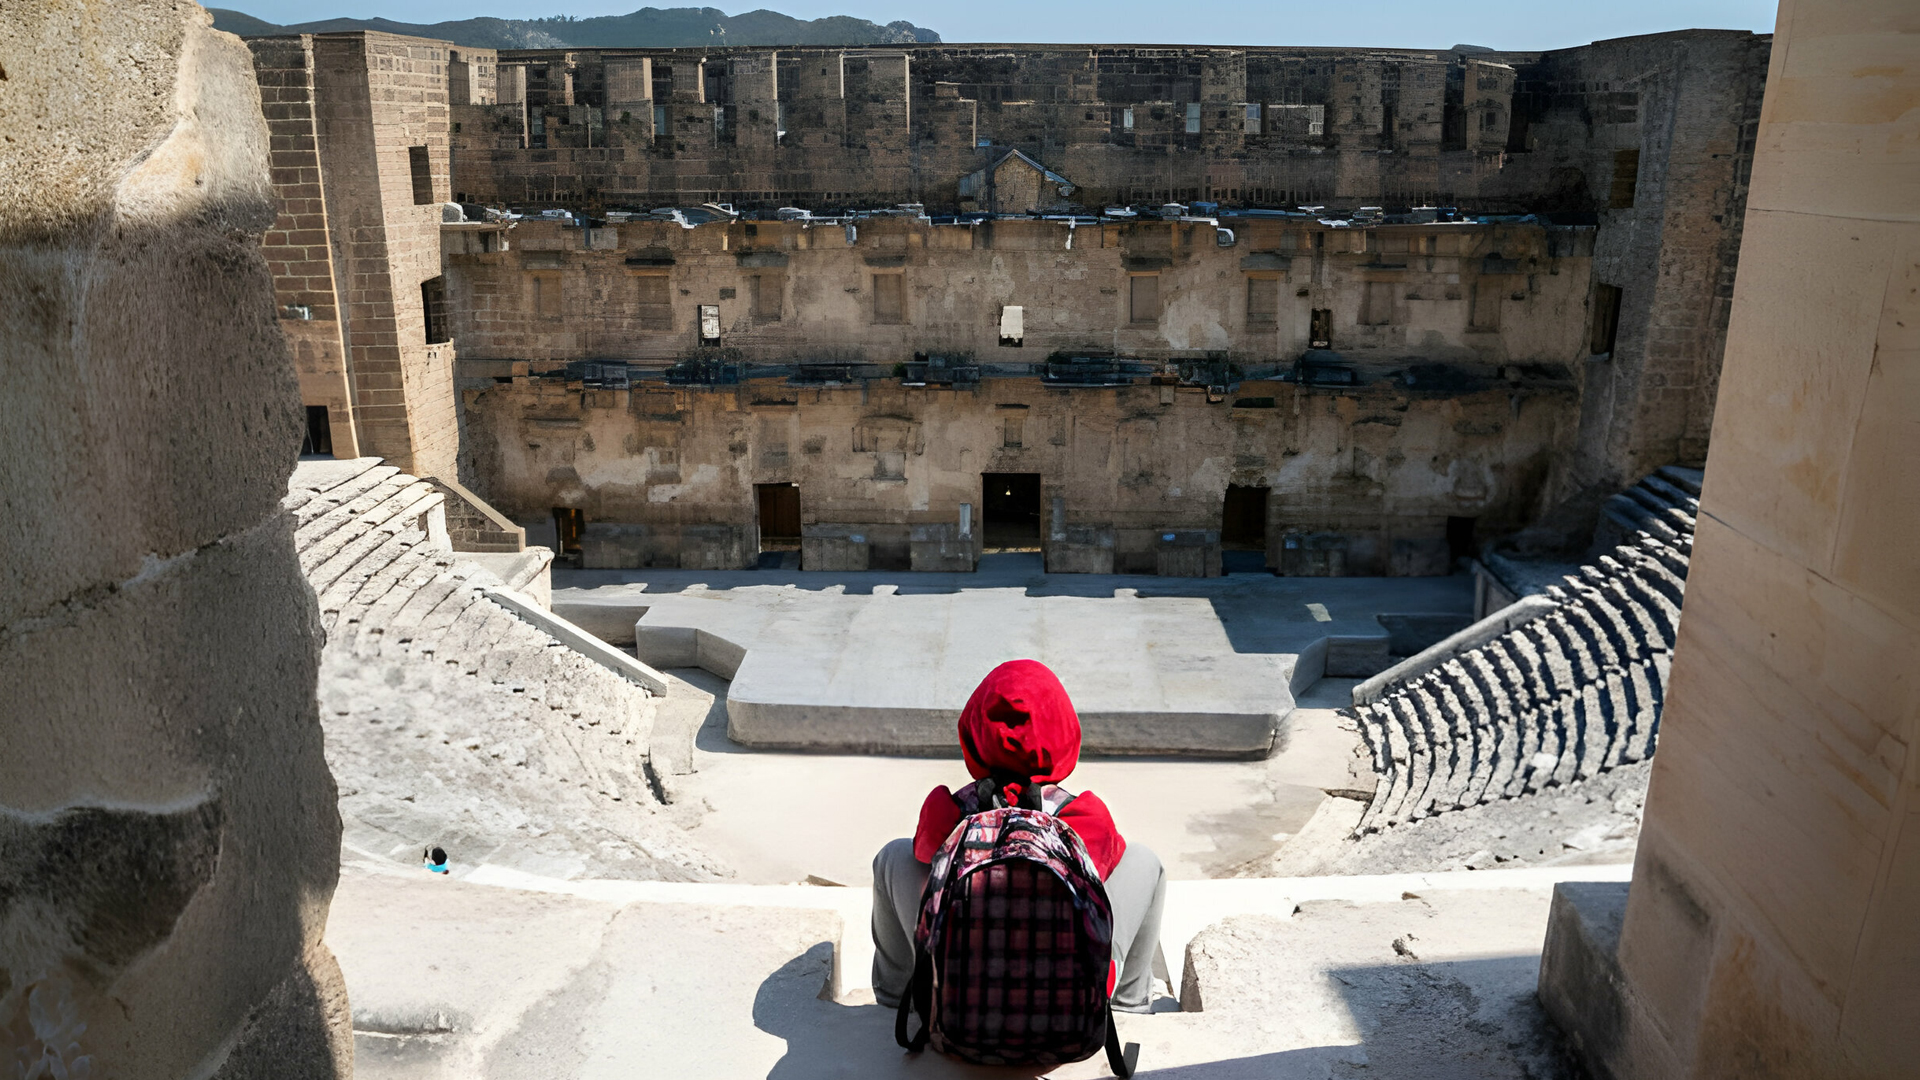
top-left (286, 458), bottom-right (715, 880)
top-left (1351, 467), bottom-right (1701, 834)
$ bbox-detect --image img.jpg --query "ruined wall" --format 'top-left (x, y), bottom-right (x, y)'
top-left (0, 5), bottom-right (349, 1077)
top-left (308, 31), bottom-right (461, 479)
top-left (462, 372), bottom-right (1576, 575)
top-left (440, 36), bottom-right (1763, 220)
top-left (1495, 31), bottom-right (1772, 493)
top-left (250, 35), bottom-right (359, 458)
top-left (445, 216), bottom-right (1594, 367)
top-left (1542, 1), bottom-right (1920, 1074)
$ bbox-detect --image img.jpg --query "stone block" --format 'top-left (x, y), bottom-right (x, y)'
top-left (1046, 525), bottom-right (1116, 575)
top-left (1157, 530), bottom-right (1222, 578)
top-left (803, 534), bottom-right (870, 572)
top-left (909, 522), bottom-right (976, 572)
top-left (1324, 635), bottom-right (1392, 677)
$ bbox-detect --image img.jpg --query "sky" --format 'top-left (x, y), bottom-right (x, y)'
top-left (226, 0), bottom-right (1780, 52)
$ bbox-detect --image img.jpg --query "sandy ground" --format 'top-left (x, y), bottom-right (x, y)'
top-left (649, 670), bottom-right (1374, 885)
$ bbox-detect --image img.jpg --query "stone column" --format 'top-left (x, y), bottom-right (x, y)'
top-left (0, 4), bottom-right (350, 1077)
top-left (1539, 2), bottom-right (1920, 1076)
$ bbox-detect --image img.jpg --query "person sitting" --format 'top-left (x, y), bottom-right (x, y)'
top-left (870, 658), bottom-right (1166, 1013)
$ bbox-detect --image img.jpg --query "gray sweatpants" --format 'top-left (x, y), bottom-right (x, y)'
top-left (870, 836), bottom-right (1167, 1012)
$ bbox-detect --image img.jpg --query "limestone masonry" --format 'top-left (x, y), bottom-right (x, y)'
top-left (240, 29), bottom-right (1769, 577)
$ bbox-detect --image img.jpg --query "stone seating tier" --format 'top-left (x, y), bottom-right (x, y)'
top-left (1352, 469), bottom-right (1699, 834)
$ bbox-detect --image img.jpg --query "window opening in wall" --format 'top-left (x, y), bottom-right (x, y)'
top-left (421, 276), bottom-right (449, 343)
top-left (999, 305), bottom-right (1023, 347)
top-left (698, 304), bottom-right (721, 343)
top-left (1185, 102), bottom-right (1201, 133)
top-left (552, 507), bottom-right (585, 563)
top-left (1309, 307), bottom-right (1332, 347)
top-left (300, 405), bottom-right (333, 457)
top-left (1446, 515), bottom-right (1478, 566)
top-left (1002, 414), bottom-right (1024, 448)
top-left (653, 105), bottom-right (669, 143)
top-left (636, 273), bottom-right (672, 329)
top-left (1609, 148), bottom-right (1641, 209)
top-left (1123, 106), bottom-right (1134, 131)
top-left (756, 483), bottom-right (801, 551)
top-left (749, 275), bottom-right (782, 323)
top-left (1246, 276), bottom-right (1279, 329)
top-left (408, 145), bottom-right (433, 205)
top-left (1128, 274), bottom-right (1160, 326)
top-left (1590, 282), bottom-right (1623, 357)
top-left (1470, 276), bottom-right (1504, 331)
top-left (1244, 103), bottom-right (1262, 135)
top-left (872, 273), bottom-right (904, 324)
top-left (981, 473), bottom-right (1042, 551)
top-left (1221, 485), bottom-right (1269, 553)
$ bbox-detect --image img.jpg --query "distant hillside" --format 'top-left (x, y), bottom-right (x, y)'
top-left (210, 6), bottom-right (940, 48)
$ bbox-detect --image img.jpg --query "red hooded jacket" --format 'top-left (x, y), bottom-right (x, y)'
top-left (911, 659), bottom-right (1127, 879)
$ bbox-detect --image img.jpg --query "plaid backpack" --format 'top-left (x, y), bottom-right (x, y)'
top-left (894, 775), bottom-right (1137, 1077)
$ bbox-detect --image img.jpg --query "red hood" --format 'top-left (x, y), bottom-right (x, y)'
top-left (957, 659), bottom-right (1081, 784)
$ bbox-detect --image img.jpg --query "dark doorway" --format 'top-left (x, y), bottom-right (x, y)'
top-left (1309, 307), bottom-right (1332, 348)
top-left (1222, 485), bottom-right (1268, 549)
top-left (756, 483), bottom-right (801, 550)
top-left (982, 473), bottom-right (1042, 550)
top-left (553, 507), bottom-right (585, 561)
top-left (300, 405), bottom-right (333, 457)
top-left (1446, 515), bottom-right (1478, 565)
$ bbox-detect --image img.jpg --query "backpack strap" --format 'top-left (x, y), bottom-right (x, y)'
top-left (894, 946), bottom-right (933, 1053)
top-left (1104, 1001), bottom-right (1139, 1078)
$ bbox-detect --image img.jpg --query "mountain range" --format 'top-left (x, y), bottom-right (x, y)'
top-left (209, 6), bottom-right (941, 49)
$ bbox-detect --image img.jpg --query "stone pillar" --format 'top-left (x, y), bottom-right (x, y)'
top-left (0, 4), bottom-right (349, 1078)
top-left (1538, 2), bottom-right (1920, 1076)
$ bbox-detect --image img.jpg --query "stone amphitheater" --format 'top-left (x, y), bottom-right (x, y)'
top-left (285, 452), bottom-right (1707, 1077)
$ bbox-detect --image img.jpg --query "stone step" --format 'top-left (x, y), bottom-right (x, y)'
top-left (316, 530), bottom-right (421, 623)
top-left (1481, 639), bottom-right (1537, 801)
top-left (1427, 665), bottom-right (1479, 812)
top-left (1603, 500), bottom-right (1683, 548)
top-left (408, 579), bottom-right (489, 659)
top-left (378, 567), bottom-right (467, 657)
top-left (1617, 568), bottom-right (1682, 644)
top-left (290, 464), bottom-right (399, 529)
top-left (1542, 612), bottom-right (1602, 686)
top-left (1572, 603), bottom-right (1620, 677)
top-left (1638, 537), bottom-right (1692, 581)
top-left (1392, 693), bottom-right (1437, 823)
top-left (435, 595), bottom-right (514, 670)
top-left (1637, 473), bottom-right (1697, 513)
top-left (295, 468), bottom-right (410, 550)
top-left (1621, 484), bottom-right (1675, 518)
top-left (1625, 657), bottom-right (1666, 763)
top-left (342, 548), bottom-right (444, 659)
top-left (1596, 576), bottom-right (1664, 658)
top-left (305, 485), bottom-right (442, 595)
top-left (1461, 650), bottom-right (1516, 806)
top-left (1655, 464), bottom-right (1704, 497)
top-left (1415, 682), bottom-right (1465, 817)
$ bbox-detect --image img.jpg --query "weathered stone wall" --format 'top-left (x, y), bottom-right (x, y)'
top-left (441, 36), bottom-right (1763, 221)
top-left (304, 31), bottom-right (462, 480)
top-left (1496, 31), bottom-right (1774, 493)
top-left (0, 4), bottom-right (349, 1077)
top-left (446, 216), bottom-right (1595, 366)
top-left (1540, 2), bottom-right (1920, 1075)
top-left (250, 34), bottom-right (359, 457)
top-left (461, 370), bottom-right (1576, 575)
